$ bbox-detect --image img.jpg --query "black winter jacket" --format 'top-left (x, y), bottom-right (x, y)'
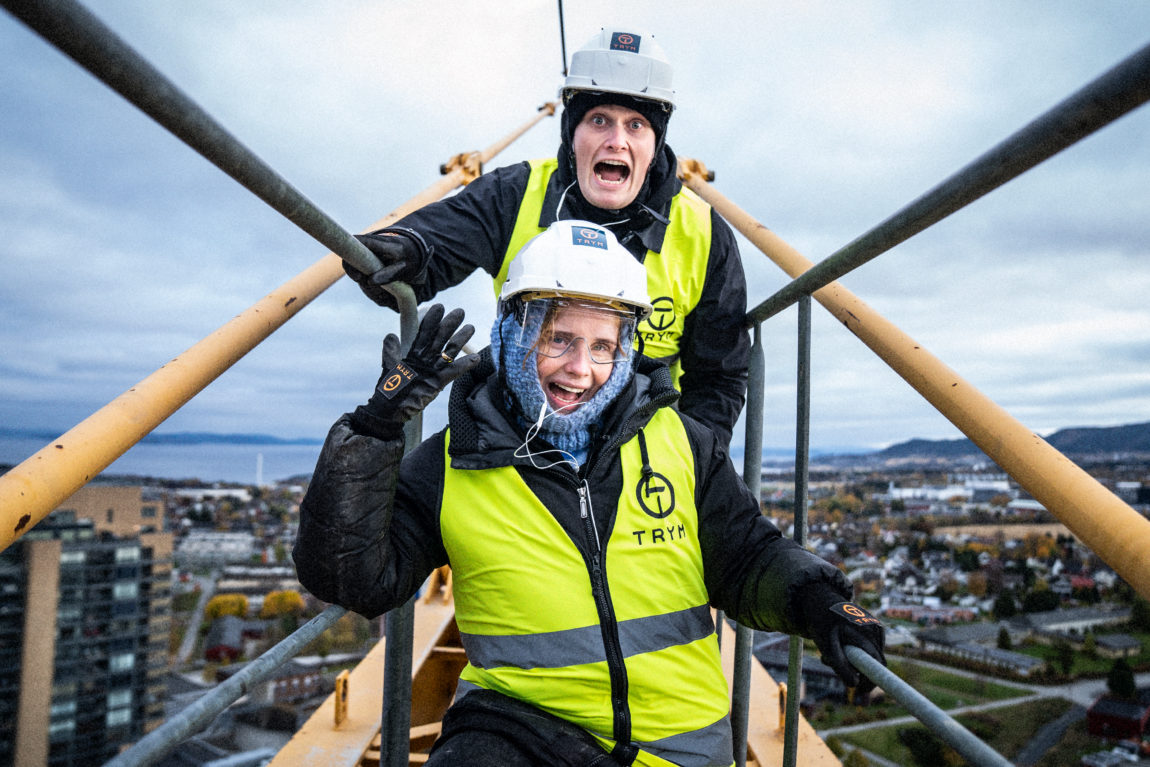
top-left (383, 143), bottom-right (750, 446)
top-left (293, 351), bottom-right (851, 639)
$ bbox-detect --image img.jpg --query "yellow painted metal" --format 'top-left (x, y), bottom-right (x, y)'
top-left (335, 670), bottom-right (350, 728)
top-left (679, 158), bottom-right (1150, 601)
top-left (268, 600), bottom-right (458, 767)
top-left (717, 619), bottom-right (839, 766)
top-left (0, 105), bottom-right (556, 554)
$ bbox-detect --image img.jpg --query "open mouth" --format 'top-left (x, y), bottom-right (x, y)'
top-left (547, 382), bottom-right (586, 410)
top-left (594, 159), bottom-right (631, 186)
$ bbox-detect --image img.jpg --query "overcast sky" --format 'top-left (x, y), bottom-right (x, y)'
top-left (2, 2), bottom-right (1149, 466)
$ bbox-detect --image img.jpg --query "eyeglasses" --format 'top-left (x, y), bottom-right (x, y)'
top-left (535, 332), bottom-right (627, 364)
top-left (511, 297), bottom-right (637, 365)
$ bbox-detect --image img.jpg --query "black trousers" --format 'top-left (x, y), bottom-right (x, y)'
top-left (425, 689), bottom-right (627, 767)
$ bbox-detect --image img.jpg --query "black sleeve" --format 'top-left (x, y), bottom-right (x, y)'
top-left (686, 415), bottom-right (851, 635)
top-left (292, 416), bottom-right (448, 618)
top-left (676, 211), bottom-right (750, 447)
top-left (387, 161), bottom-right (534, 301)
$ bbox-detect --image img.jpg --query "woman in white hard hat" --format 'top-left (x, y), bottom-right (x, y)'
top-left (296, 221), bottom-right (884, 766)
top-left (342, 28), bottom-right (751, 448)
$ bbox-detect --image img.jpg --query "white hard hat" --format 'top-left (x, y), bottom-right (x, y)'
top-left (561, 29), bottom-right (675, 112)
top-left (499, 220), bottom-right (653, 321)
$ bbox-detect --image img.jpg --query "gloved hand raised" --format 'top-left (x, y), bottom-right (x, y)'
top-left (343, 228), bottom-right (430, 310)
top-left (802, 584), bottom-right (886, 697)
top-left (351, 304), bottom-right (478, 440)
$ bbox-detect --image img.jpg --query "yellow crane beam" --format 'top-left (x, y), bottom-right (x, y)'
top-left (0, 104), bottom-right (556, 554)
top-left (679, 158), bottom-right (1150, 601)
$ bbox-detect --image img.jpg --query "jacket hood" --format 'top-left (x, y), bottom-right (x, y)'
top-left (445, 346), bottom-right (679, 471)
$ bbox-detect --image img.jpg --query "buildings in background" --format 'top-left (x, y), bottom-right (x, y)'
top-left (0, 486), bottom-right (172, 766)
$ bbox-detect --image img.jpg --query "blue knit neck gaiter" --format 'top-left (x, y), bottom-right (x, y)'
top-left (491, 313), bottom-right (633, 466)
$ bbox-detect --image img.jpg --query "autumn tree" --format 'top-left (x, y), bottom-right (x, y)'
top-left (260, 589), bottom-right (305, 619)
top-left (966, 571), bottom-right (988, 598)
top-left (205, 593), bottom-right (248, 620)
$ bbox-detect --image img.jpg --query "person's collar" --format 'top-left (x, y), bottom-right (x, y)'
top-left (540, 144), bottom-right (681, 255)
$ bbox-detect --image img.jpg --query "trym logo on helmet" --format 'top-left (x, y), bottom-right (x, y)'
top-left (561, 28), bottom-right (675, 111)
top-left (636, 471), bottom-right (676, 519)
top-left (572, 227), bottom-right (608, 250)
top-left (501, 220), bottom-right (653, 321)
top-left (610, 32), bottom-right (640, 53)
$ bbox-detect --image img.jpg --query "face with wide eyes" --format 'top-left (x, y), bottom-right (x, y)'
top-left (572, 103), bottom-right (657, 211)
top-left (535, 304), bottom-right (624, 413)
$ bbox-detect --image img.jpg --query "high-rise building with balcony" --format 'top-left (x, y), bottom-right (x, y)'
top-left (0, 486), bottom-right (172, 766)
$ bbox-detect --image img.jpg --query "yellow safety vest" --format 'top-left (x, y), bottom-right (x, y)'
top-left (441, 407), bottom-right (733, 766)
top-left (494, 158), bottom-right (713, 387)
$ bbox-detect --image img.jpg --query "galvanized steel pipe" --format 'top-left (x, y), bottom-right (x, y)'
top-left (746, 40), bottom-right (1150, 323)
top-left (846, 647), bottom-right (1013, 767)
top-left (732, 324), bottom-right (767, 767)
top-left (2, 0), bottom-right (384, 278)
top-left (679, 167), bottom-right (1150, 601)
top-left (105, 605), bottom-right (348, 767)
top-left (0, 2), bottom-right (553, 552)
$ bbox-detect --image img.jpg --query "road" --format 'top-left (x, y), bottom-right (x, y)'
top-left (175, 570), bottom-right (219, 665)
top-left (818, 656), bottom-right (1150, 764)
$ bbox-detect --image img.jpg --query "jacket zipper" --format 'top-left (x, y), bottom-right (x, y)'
top-left (579, 481), bottom-right (633, 761)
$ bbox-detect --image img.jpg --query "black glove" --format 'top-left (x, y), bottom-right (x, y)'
top-left (350, 304), bottom-right (478, 439)
top-left (344, 228), bottom-right (430, 309)
top-left (803, 584), bottom-right (886, 696)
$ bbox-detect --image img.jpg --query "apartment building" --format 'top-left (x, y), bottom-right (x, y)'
top-left (0, 485), bottom-right (172, 766)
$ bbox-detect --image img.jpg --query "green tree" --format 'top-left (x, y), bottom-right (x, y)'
top-left (1022, 586), bottom-right (1059, 613)
top-left (1083, 632), bottom-right (1097, 660)
top-left (1108, 657), bottom-right (1137, 700)
top-left (1052, 638), bottom-right (1075, 675)
top-left (843, 748), bottom-right (871, 767)
top-left (992, 592), bottom-right (1016, 620)
top-left (997, 626), bottom-right (1012, 651)
top-left (1130, 597), bottom-right (1150, 631)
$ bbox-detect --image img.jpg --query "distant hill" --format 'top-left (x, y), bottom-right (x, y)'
top-left (874, 421), bottom-right (1150, 460)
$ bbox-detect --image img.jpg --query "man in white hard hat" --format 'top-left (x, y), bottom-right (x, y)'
top-left (344, 28), bottom-right (750, 447)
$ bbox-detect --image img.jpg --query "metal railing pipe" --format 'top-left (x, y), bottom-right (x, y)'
top-left (845, 647), bottom-right (1013, 767)
top-left (0, 254), bottom-right (386, 553)
top-left (0, 15), bottom-right (552, 553)
top-left (745, 40), bottom-right (1150, 323)
top-left (105, 605), bottom-right (348, 767)
top-left (732, 323), bottom-right (766, 767)
top-left (378, 412), bottom-right (426, 767)
top-left (1, 0), bottom-right (386, 279)
top-left (678, 170), bottom-right (1150, 602)
top-left (363, 101), bottom-right (557, 235)
top-left (782, 295), bottom-right (812, 767)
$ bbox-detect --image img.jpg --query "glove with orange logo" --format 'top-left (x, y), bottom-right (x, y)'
top-left (803, 584), bottom-right (886, 696)
top-left (351, 304), bottom-right (477, 440)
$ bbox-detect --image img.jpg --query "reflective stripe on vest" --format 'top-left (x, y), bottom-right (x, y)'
top-left (494, 158), bottom-right (713, 386)
top-left (441, 408), bottom-right (732, 766)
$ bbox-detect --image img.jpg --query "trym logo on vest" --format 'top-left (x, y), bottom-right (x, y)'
top-left (644, 296), bottom-right (675, 332)
top-left (636, 470), bottom-right (676, 519)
